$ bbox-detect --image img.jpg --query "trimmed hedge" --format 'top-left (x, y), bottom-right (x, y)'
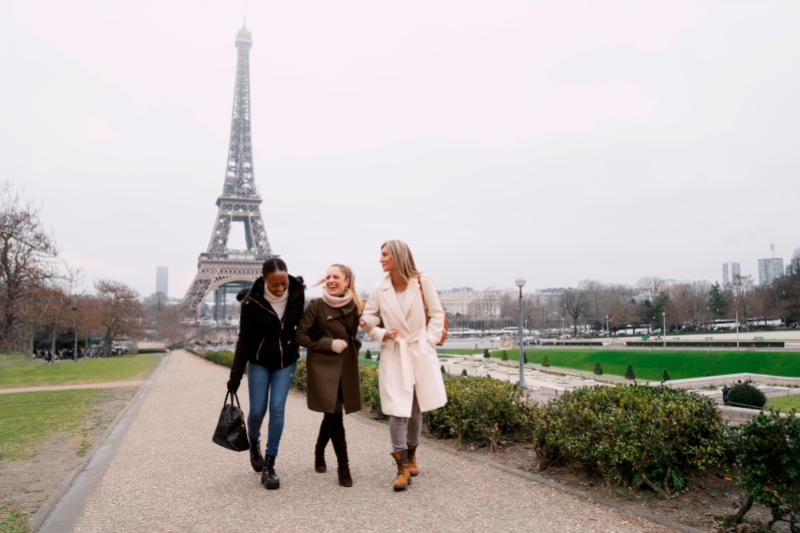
top-left (626, 341), bottom-right (785, 348)
top-left (728, 383), bottom-right (766, 409)
top-left (542, 341), bottom-right (603, 347)
top-left (197, 349), bottom-right (235, 368)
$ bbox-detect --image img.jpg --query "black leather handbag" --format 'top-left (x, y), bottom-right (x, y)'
top-left (212, 391), bottom-right (249, 452)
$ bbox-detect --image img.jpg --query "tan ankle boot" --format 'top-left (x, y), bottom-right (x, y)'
top-left (406, 443), bottom-right (419, 477)
top-left (390, 450), bottom-right (411, 491)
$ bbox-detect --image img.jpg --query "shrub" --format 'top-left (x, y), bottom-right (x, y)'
top-left (441, 365), bottom-right (445, 373)
top-left (625, 363), bottom-right (635, 380)
top-left (728, 383), bottom-right (767, 408)
top-left (199, 350), bottom-right (234, 368)
top-left (531, 385), bottom-right (726, 494)
top-left (726, 409), bottom-right (800, 528)
top-left (292, 357), bottom-right (307, 392)
top-left (542, 355), bottom-right (550, 367)
top-left (365, 350), bottom-right (372, 360)
top-left (662, 368), bottom-right (670, 381)
top-left (461, 369), bottom-right (468, 377)
top-left (483, 349), bottom-right (490, 359)
top-left (425, 375), bottom-right (530, 449)
top-left (593, 361), bottom-right (603, 375)
top-left (501, 351), bottom-right (508, 361)
top-left (359, 364), bottom-right (382, 416)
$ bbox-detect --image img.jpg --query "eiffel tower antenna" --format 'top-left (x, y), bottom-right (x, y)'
top-left (181, 24), bottom-right (277, 318)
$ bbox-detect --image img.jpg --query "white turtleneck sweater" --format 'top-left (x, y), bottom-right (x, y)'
top-left (264, 288), bottom-right (289, 320)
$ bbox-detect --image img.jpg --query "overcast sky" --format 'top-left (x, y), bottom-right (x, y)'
top-left (1, 0), bottom-right (798, 301)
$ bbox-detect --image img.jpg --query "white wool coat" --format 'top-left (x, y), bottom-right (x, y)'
top-left (361, 274), bottom-right (447, 417)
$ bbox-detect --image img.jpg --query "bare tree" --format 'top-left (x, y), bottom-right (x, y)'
top-left (95, 279), bottom-right (144, 356)
top-left (0, 182), bottom-right (58, 347)
top-left (726, 274), bottom-right (756, 330)
top-left (636, 276), bottom-right (664, 304)
top-left (46, 263), bottom-right (83, 359)
top-left (562, 289), bottom-right (585, 335)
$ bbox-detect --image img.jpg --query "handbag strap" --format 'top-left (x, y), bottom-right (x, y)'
top-left (225, 391), bottom-right (242, 410)
top-left (337, 311), bottom-right (358, 342)
top-left (417, 275), bottom-right (430, 326)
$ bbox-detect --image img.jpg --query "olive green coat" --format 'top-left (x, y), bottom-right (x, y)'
top-left (296, 298), bottom-right (362, 414)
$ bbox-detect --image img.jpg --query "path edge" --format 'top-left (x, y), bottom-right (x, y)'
top-left (29, 353), bottom-right (172, 533)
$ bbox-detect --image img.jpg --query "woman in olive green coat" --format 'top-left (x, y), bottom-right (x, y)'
top-left (297, 264), bottom-right (363, 487)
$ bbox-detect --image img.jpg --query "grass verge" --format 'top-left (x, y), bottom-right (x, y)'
top-left (0, 501), bottom-right (28, 533)
top-left (0, 389), bottom-right (108, 461)
top-left (0, 352), bottom-right (163, 389)
top-left (766, 394), bottom-right (800, 412)
top-left (486, 348), bottom-right (800, 381)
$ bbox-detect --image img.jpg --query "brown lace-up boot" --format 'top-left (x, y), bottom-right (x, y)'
top-left (390, 450), bottom-right (411, 491)
top-left (406, 443), bottom-right (419, 477)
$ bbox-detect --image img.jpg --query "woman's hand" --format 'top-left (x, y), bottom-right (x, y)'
top-left (383, 328), bottom-right (399, 341)
top-left (331, 339), bottom-right (348, 354)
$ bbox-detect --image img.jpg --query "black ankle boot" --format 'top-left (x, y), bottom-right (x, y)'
top-left (262, 455), bottom-right (279, 490)
top-left (249, 439), bottom-right (264, 473)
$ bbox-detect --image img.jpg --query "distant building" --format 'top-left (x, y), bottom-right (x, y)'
top-left (535, 288), bottom-right (566, 305)
top-left (758, 258), bottom-right (784, 286)
top-left (439, 289), bottom-right (500, 318)
top-left (722, 262), bottom-right (740, 284)
top-left (156, 266), bottom-right (169, 297)
top-left (788, 257), bottom-right (800, 276)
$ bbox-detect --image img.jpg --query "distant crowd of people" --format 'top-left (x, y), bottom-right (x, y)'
top-left (34, 346), bottom-right (129, 361)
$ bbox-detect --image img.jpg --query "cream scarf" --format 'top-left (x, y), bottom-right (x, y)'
top-left (322, 289), bottom-right (351, 309)
top-left (264, 288), bottom-right (289, 320)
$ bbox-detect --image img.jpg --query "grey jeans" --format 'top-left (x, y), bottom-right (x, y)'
top-left (389, 391), bottom-right (421, 452)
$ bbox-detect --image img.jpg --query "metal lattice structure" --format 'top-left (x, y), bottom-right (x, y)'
top-left (181, 24), bottom-right (276, 317)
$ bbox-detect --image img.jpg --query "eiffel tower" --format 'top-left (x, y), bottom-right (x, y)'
top-left (181, 23), bottom-right (276, 318)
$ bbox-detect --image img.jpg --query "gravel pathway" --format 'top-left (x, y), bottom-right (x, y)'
top-left (70, 350), bottom-right (679, 533)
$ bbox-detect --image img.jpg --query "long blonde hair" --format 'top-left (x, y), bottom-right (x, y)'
top-left (381, 240), bottom-right (420, 283)
top-left (313, 264), bottom-right (365, 314)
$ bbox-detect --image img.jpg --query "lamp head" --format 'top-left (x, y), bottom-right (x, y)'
top-left (515, 277), bottom-right (526, 288)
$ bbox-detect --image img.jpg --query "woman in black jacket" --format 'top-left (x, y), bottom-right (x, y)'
top-left (227, 258), bottom-right (305, 490)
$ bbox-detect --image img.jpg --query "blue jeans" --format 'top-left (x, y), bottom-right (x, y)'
top-left (246, 361), bottom-right (296, 456)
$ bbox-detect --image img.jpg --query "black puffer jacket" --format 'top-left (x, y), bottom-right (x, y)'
top-left (229, 275), bottom-right (305, 384)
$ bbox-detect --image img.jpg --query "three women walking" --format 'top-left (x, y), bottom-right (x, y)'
top-left (225, 240), bottom-right (447, 492)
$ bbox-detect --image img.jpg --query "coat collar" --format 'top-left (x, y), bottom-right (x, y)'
top-left (379, 276), bottom-right (422, 332)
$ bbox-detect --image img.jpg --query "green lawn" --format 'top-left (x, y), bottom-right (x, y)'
top-left (0, 352), bottom-right (163, 389)
top-left (485, 348), bottom-right (800, 381)
top-left (766, 395), bottom-right (800, 412)
top-left (0, 388), bottom-right (108, 461)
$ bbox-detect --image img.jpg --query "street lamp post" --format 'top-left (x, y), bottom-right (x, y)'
top-left (515, 277), bottom-right (526, 388)
top-left (662, 312), bottom-right (666, 348)
top-left (605, 315), bottom-right (609, 343)
top-left (561, 317), bottom-right (565, 346)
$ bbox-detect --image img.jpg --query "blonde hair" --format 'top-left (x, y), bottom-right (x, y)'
top-left (381, 240), bottom-right (420, 283)
top-left (313, 264), bottom-right (365, 314)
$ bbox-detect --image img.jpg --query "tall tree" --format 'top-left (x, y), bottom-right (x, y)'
top-left (95, 279), bottom-right (144, 356)
top-left (0, 182), bottom-right (58, 347)
top-left (709, 282), bottom-right (725, 319)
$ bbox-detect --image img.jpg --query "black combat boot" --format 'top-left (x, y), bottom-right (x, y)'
top-left (262, 455), bottom-right (280, 490)
top-left (249, 439), bottom-right (264, 473)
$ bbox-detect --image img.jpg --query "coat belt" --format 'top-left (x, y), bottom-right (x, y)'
top-left (394, 330), bottom-right (427, 393)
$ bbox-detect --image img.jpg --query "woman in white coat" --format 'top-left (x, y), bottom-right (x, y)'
top-left (359, 239), bottom-right (447, 491)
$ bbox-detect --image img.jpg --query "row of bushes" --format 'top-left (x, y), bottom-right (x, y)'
top-left (626, 341), bottom-right (785, 348)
